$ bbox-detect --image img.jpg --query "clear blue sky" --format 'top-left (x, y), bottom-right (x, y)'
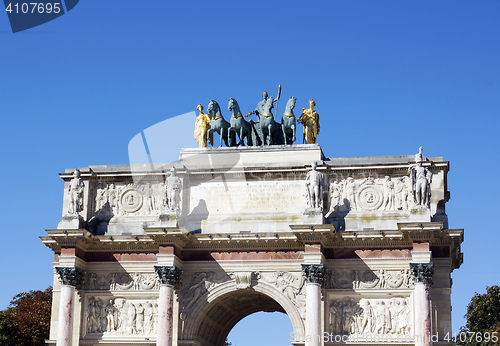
top-left (1, 1), bottom-right (499, 343)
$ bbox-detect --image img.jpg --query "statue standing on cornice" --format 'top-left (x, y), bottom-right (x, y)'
top-left (165, 167), bottom-right (182, 211)
top-left (68, 169), bottom-right (84, 214)
top-left (194, 104), bottom-right (212, 148)
top-left (305, 161), bottom-right (323, 210)
top-left (408, 147), bottom-right (432, 208)
top-left (298, 99), bottom-right (320, 144)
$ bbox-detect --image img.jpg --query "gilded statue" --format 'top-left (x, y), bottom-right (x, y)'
top-left (194, 104), bottom-right (212, 148)
top-left (297, 99), bottom-right (320, 144)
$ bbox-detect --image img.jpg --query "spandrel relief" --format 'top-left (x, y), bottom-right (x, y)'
top-left (326, 269), bottom-right (414, 290)
top-left (258, 271), bottom-right (306, 319)
top-left (85, 297), bottom-right (158, 337)
top-left (86, 272), bottom-right (159, 291)
top-left (328, 297), bottom-right (412, 336)
top-left (180, 272), bottom-right (230, 312)
top-left (325, 176), bottom-right (414, 216)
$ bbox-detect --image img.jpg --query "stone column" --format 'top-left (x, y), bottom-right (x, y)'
top-left (302, 264), bottom-right (326, 346)
top-left (155, 266), bottom-right (182, 346)
top-left (410, 263), bottom-right (434, 346)
top-left (55, 267), bottom-right (85, 346)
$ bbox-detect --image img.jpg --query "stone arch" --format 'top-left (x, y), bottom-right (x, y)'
top-left (180, 280), bottom-right (305, 346)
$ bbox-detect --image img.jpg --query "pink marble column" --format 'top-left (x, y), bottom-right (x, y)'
top-left (302, 264), bottom-right (325, 346)
top-left (410, 263), bottom-right (434, 346)
top-left (157, 284), bottom-right (174, 346)
top-left (55, 267), bottom-right (85, 346)
top-left (155, 266), bottom-right (182, 346)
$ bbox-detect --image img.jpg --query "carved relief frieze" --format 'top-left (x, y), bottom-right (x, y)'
top-left (93, 182), bottom-right (168, 218)
top-left (328, 297), bottom-right (412, 336)
top-left (85, 296), bottom-right (158, 337)
top-left (326, 269), bottom-right (414, 290)
top-left (325, 176), bottom-right (414, 217)
top-left (85, 272), bottom-right (159, 291)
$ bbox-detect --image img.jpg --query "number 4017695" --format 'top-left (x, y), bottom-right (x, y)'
top-left (5, 3), bottom-right (61, 14)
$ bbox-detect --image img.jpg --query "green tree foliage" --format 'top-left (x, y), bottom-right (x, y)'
top-left (0, 287), bottom-right (52, 346)
top-left (457, 285), bottom-right (500, 346)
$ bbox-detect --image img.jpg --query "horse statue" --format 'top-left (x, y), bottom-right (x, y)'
top-left (281, 96), bottom-right (297, 144)
top-left (257, 96), bottom-right (279, 145)
top-left (207, 100), bottom-right (232, 147)
top-left (228, 98), bottom-right (253, 146)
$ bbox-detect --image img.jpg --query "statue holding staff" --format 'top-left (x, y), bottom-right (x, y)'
top-left (298, 99), bottom-right (320, 144)
top-left (194, 104), bottom-right (212, 148)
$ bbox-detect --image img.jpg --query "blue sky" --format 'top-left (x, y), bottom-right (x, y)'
top-left (1, 1), bottom-right (499, 344)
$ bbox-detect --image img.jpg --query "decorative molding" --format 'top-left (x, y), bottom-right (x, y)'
top-left (86, 272), bottom-right (159, 291)
top-left (302, 264), bottom-right (326, 285)
top-left (325, 269), bottom-right (414, 290)
top-left (154, 266), bottom-right (182, 287)
top-left (56, 267), bottom-right (85, 287)
top-left (409, 262), bottom-right (434, 285)
top-left (229, 272), bottom-right (253, 290)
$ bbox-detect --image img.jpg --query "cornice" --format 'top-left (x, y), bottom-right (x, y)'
top-left (41, 223), bottom-right (462, 260)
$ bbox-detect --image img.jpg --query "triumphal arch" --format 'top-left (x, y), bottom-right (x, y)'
top-left (42, 101), bottom-right (463, 346)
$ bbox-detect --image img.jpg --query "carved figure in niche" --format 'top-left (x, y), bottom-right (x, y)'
top-left (142, 183), bottom-right (154, 215)
top-left (95, 183), bottom-right (107, 212)
top-left (383, 176), bottom-right (395, 211)
top-left (305, 161), bottom-right (323, 209)
top-left (132, 272), bottom-right (141, 290)
top-left (136, 304), bottom-right (144, 333)
top-left (329, 301), bottom-right (341, 334)
top-left (114, 298), bottom-right (126, 333)
top-left (68, 169), bottom-right (84, 214)
top-left (359, 300), bottom-right (374, 334)
top-left (126, 302), bottom-right (137, 334)
top-left (144, 302), bottom-right (153, 334)
top-left (165, 167), bottom-right (182, 211)
top-left (325, 179), bottom-right (342, 217)
top-left (194, 104), bottom-right (213, 148)
top-left (408, 146), bottom-right (432, 208)
top-left (399, 299), bottom-right (411, 334)
top-left (108, 184), bottom-right (120, 215)
top-left (345, 177), bottom-right (357, 210)
top-left (395, 177), bottom-right (409, 210)
top-left (297, 99), bottom-right (320, 144)
top-left (153, 303), bottom-right (158, 333)
top-left (105, 299), bottom-right (116, 332)
top-left (87, 297), bottom-right (98, 333)
top-left (342, 298), bottom-right (358, 334)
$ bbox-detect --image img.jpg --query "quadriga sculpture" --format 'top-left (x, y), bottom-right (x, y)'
top-left (281, 96), bottom-right (297, 144)
top-left (228, 98), bottom-right (253, 146)
top-left (207, 100), bottom-right (232, 147)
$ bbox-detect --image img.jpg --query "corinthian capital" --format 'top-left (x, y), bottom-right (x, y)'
top-left (155, 266), bottom-right (182, 286)
top-left (409, 262), bottom-right (434, 285)
top-left (301, 264), bottom-right (326, 285)
top-left (56, 267), bottom-right (85, 287)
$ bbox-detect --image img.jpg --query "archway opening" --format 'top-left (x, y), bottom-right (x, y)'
top-left (188, 289), bottom-right (301, 346)
top-left (227, 311), bottom-right (293, 346)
